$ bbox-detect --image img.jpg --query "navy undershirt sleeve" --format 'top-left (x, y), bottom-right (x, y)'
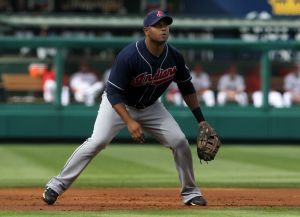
top-left (177, 80), bottom-right (196, 96)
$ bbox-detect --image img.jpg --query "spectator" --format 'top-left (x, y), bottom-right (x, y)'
top-left (217, 64), bottom-right (248, 106)
top-left (15, 29), bottom-right (34, 56)
top-left (166, 82), bottom-right (185, 106)
top-left (70, 63), bottom-right (104, 106)
top-left (190, 63), bottom-right (215, 107)
top-left (282, 63), bottom-right (300, 107)
top-left (42, 64), bottom-right (70, 106)
top-left (247, 64), bottom-right (283, 108)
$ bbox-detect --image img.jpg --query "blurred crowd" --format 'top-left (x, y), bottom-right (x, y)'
top-left (28, 62), bottom-right (109, 106)
top-left (166, 62), bottom-right (300, 108)
top-left (25, 60), bottom-right (300, 108)
top-left (1, 0), bottom-right (300, 108)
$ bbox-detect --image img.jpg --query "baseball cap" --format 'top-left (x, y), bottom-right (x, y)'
top-left (143, 10), bottom-right (173, 27)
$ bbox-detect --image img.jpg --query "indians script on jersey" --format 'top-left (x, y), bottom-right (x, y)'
top-left (131, 66), bottom-right (177, 86)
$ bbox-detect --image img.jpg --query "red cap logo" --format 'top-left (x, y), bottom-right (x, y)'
top-left (157, 10), bottom-right (164, 17)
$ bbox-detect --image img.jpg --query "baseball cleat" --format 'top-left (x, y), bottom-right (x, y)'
top-left (185, 196), bottom-right (207, 206)
top-left (42, 187), bottom-right (59, 205)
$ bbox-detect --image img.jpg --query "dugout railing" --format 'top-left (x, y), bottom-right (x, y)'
top-left (0, 37), bottom-right (300, 141)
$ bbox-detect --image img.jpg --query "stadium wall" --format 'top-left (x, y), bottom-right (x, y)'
top-left (1, 104), bottom-right (299, 142)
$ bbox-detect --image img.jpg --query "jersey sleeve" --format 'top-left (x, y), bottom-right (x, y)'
top-left (106, 54), bottom-right (131, 106)
top-left (202, 73), bottom-right (211, 88)
top-left (237, 76), bottom-right (246, 91)
top-left (218, 75), bottom-right (227, 91)
top-left (284, 74), bottom-right (293, 91)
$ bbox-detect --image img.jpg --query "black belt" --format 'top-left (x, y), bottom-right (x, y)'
top-left (126, 103), bottom-right (148, 109)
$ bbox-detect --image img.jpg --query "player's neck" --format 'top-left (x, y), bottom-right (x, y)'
top-left (145, 38), bottom-right (165, 57)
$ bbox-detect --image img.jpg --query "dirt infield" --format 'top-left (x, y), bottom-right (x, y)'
top-left (0, 188), bottom-right (299, 211)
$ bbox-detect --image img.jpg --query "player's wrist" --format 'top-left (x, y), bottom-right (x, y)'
top-left (199, 121), bottom-right (207, 128)
top-left (192, 107), bottom-right (205, 123)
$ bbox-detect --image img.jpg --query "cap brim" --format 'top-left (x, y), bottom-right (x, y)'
top-left (149, 16), bottom-right (173, 26)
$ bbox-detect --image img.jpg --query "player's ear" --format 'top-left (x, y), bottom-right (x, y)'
top-left (143, 27), bottom-right (149, 35)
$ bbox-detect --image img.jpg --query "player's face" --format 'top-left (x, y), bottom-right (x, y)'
top-left (144, 20), bottom-right (170, 44)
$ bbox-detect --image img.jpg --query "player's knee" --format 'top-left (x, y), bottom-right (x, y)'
top-left (171, 134), bottom-right (189, 150)
top-left (85, 137), bottom-right (108, 154)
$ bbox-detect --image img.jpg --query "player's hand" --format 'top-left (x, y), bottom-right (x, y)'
top-left (127, 120), bottom-right (144, 143)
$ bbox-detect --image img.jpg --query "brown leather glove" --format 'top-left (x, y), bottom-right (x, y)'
top-left (197, 122), bottom-right (221, 163)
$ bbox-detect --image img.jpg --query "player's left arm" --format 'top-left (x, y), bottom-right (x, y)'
top-left (174, 53), bottom-right (221, 162)
top-left (183, 92), bottom-right (200, 111)
top-left (179, 82), bottom-right (206, 125)
top-left (174, 53), bottom-right (206, 124)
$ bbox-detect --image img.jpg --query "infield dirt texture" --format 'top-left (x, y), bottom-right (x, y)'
top-left (0, 188), bottom-right (299, 211)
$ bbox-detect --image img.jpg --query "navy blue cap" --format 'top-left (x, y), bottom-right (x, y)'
top-left (143, 10), bottom-right (173, 27)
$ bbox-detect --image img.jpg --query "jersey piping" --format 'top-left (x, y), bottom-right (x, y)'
top-left (136, 41), bottom-right (153, 74)
top-left (107, 80), bottom-right (125, 91)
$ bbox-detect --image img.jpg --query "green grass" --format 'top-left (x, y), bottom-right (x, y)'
top-left (0, 144), bottom-right (299, 216)
top-left (1, 208), bottom-right (300, 217)
top-left (0, 144), bottom-right (299, 188)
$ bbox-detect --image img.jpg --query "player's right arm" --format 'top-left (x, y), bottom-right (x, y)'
top-left (113, 103), bottom-right (144, 143)
top-left (106, 48), bottom-right (144, 143)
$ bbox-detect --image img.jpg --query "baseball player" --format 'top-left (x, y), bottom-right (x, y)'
top-left (166, 82), bottom-right (186, 106)
top-left (283, 63), bottom-right (300, 107)
top-left (42, 65), bottom-right (70, 106)
top-left (217, 64), bottom-right (248, 106)
top-left (247, 64), bottom-right (283, 108)
top-left (190, 63), bottom-right (215, 107)
top-left (43, 10), bottom-right (211, 206)
top-left (70, 63), bottom-right (104, 106)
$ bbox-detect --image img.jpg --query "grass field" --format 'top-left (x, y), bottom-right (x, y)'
top-left (0, 144), bottom-right (299, 217)
top-left (1, 208), bottom-right (300, 217)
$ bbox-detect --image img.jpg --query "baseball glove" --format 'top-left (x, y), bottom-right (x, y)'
top-left (197, 122), bottom-right (221, 163)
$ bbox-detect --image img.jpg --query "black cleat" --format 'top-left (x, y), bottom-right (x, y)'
top-left (42, 187), bottom-right (59, 205)
top-left (185, 196), bottom-right (207, 206)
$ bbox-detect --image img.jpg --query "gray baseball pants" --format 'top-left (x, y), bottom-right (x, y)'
top-left (46, 92), bottom-right (202, 203)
